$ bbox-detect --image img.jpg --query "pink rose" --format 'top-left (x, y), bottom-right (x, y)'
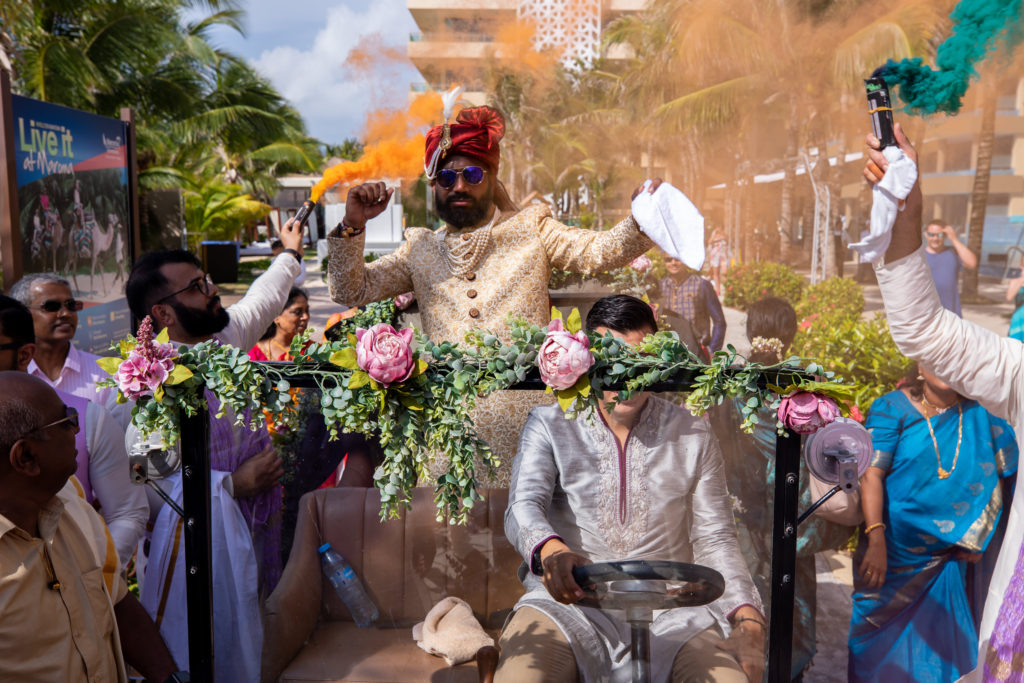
top-left (777, 391), bottom-right (840, 434)
top-left (630, 254), bottom-right (652, 273)
top-left (538, 318), bottom-right (593, 390)
top-left (356, 323), bottom-right (415, 387)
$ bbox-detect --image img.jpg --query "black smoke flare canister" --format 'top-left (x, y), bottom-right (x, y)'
top-left (865, 76), bottom-right (898, 148)
top-left (292, 199), bottom-right (315, 228)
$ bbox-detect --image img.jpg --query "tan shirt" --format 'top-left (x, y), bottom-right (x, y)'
top-left (327, 204), bottom-right (654, 480)
top-left (0, 496), bottom-right (128, 683)
top-left (328, 203), bottom-right (654, 342)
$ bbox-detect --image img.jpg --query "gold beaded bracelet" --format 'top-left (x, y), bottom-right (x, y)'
top-left (864, 522), bottom-right (886, 535)
top-left (340, 219), bottom-right (365, 238)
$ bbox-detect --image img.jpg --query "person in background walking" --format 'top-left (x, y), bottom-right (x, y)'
top-left (658, 254), bottom-right (726, 356)
top-left (707, 227), bottom-right (731, 295)
top-left (923, 221), bottom-right (977, 317)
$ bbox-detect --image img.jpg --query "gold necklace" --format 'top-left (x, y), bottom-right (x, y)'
top-left (920, 395), bottom-right (963, 479)
top-left (438, 211), bottom-right (497, 278)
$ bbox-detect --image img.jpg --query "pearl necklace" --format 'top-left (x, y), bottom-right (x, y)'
top-left (438, 212), bottom-right (497, 278)
top-left (920, 395), bottom-right (963, 479)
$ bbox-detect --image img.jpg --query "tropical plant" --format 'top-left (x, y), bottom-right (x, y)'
top-left (4, 0), bottom-right (323, 235)
top-left (723, 261), bottom-right (806, 310)
top-left (790, 312), bottom-right (913, 414)
top-left (795, 277), bottom-right (865, 325)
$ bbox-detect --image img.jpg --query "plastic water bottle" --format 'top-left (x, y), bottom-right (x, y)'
top-left (318, 543), bottom-right (379, 627)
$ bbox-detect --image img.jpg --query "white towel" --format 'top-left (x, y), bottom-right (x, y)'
top-left (412, 596), bottom-right (494, 666)
top-left (849, 146), bottom-right (918, 263)
top-left (630, 180), bottom-right (706, 271)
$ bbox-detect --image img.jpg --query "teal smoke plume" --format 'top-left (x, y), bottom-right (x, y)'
top-left (877, 0), bottom-right (1023, 115)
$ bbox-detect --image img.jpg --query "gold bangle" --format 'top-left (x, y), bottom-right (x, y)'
top-left (864, 522), bottom-right (886, 535)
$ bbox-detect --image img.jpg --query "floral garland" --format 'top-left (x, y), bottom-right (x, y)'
top-left (99, 310), bottom-right (853, 523)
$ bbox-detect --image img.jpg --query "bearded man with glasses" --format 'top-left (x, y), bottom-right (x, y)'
top-left (328, 106), bottom-right (663, 484)
top-left (123, 218), bottom-right (303, 681)
top-left (923, 220), bottom-right (978, 317)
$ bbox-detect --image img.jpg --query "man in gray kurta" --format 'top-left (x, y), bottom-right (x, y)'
top-left (498, 295), bottom-right (765, 683)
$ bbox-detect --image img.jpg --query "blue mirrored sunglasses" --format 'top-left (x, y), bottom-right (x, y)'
top-left (436, 166), bottom-right (486, 189)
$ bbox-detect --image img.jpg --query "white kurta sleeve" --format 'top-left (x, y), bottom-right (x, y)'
top-left (505, 412), bottom-right (561, 569)
top-left (875, 246), bottom-right (1024, 424)
top-left (218, 253), bottom-right (301, 351)
top-left (86, 401), bottom-right (149, 566)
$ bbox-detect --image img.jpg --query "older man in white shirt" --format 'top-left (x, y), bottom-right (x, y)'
top-left (10, 274), bottom-right (121, 412)
top-left (0, 294), bottom-right (147, 567)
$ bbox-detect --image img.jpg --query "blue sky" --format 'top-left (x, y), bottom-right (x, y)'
top-left (201, 0), bottom-right (421, 145)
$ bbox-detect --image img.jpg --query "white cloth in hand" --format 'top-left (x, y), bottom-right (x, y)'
top-left (412, 596), bottom-right (494, 667)
top-left (849, 146), bottom-right (918, 263)
top-left (630, 180), bottom-right (706, 271)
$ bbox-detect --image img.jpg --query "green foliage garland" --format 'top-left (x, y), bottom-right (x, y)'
top-left (106, 318), bottom-right (849, 524)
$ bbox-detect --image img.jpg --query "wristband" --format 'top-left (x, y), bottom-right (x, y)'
top-left (282, 248), bottom-right (302, 263)
top-left (864, 522), bottom-right (886, 535)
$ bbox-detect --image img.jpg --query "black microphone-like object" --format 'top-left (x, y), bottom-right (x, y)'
top-left (864, 76), bottom-right (898, 148)
top-left (292, 199), bottom-right (315, 228)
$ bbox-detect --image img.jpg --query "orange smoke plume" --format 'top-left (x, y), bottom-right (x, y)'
top-left (343, 33), bottom-right (408, 77)
top-left (310, 91), bottom-right (445, 202)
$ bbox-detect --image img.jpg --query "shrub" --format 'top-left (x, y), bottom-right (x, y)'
top-left (790, 312), bottom-right (913, 414)
top-left (723, 262), bottom-right (806, 310)
top-left (796, 277), bottom-right (865, 325)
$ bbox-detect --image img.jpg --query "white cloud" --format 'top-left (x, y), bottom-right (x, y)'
top-left (249, 1), bottom-right (420, 143)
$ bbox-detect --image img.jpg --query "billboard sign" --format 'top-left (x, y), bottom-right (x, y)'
top-left (10, 94), bottom-right (133, 353)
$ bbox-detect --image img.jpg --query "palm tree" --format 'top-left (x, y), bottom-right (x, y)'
top-left (960, 80), bottom-right (997, 301)
top-left (6, 0), bottom-right (322, 237)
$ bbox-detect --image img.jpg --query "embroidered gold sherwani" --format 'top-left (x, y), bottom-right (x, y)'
top-left (328, 203), bottom-right (653, 485)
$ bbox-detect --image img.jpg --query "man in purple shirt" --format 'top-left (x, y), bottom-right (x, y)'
top-left (923, 220), bottom-right (977, 317)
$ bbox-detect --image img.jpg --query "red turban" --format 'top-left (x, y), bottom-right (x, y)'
top-left (424, 106), bottom-right (505, 178)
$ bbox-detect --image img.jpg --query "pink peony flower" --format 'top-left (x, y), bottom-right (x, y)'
top-left (538, 318), bottom-right (593, 390)
top-left (630, 254), bottom-right (652, 273)
top-left (116, 317), bottom-right (175, 400)
top-left (777, 391), bottom-right (840, 434)
top-left (356, 323), bottom-right (415, 387)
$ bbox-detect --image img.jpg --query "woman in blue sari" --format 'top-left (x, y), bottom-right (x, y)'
top-left (850, 366), bottom-right (1017, 682)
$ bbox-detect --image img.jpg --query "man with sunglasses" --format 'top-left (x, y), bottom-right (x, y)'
top-left (124, 218), bottom-right (303, 681)
top-left (327, 105), bottom-right (659, 483)
top-left (0, 372), bottom-right (184, 683)
top-left (922, 220), bottom-right (978, 317)
top-left (0, 294), bottom-right (148, 568)
top-left (10, 273), bottom-right (121, 417)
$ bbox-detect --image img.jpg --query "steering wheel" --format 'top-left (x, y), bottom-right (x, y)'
top-left (571, 560), bottom-right (724, 611)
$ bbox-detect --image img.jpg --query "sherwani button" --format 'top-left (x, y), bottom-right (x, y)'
top-left (469, 308), bottom-right (480, 318)
top-left (467, 289), bottom-right (478, 298)
top-left (466, 272), bottom-right (476, 281)
top-left (461, 234), bottom-right (470, 241)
